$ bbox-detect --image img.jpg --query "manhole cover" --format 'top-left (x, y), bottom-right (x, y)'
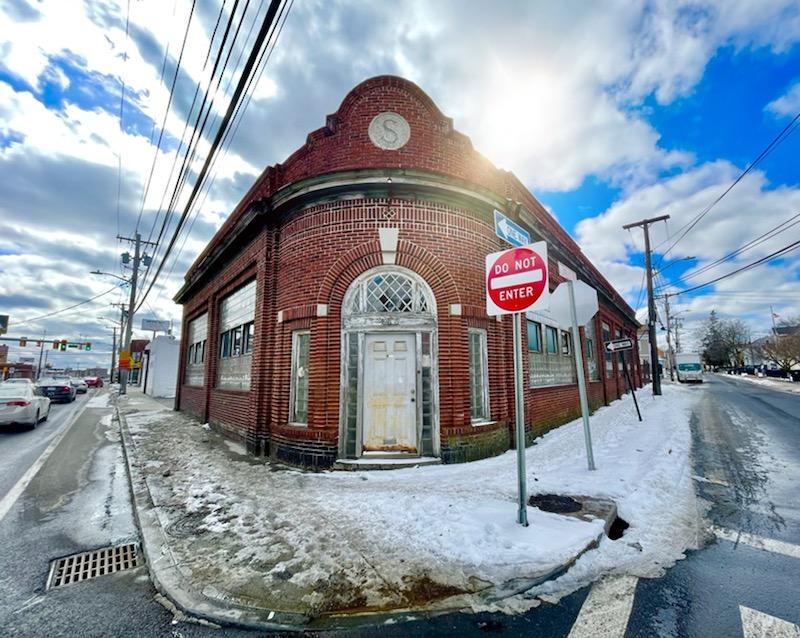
top-left (528, 494), bottom-right (583, 513)
top-left (47, 544), bottom-right (139, 589)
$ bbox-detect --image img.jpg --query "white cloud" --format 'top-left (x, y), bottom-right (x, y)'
top-left (767, 81), bottom-right (800, 118)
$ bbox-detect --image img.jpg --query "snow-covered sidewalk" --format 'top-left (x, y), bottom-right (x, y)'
top-left (118, 384), bottom-right (701, 622)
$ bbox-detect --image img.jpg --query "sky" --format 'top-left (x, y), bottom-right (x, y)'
top-left (0, 0), bottom-right (799, 372)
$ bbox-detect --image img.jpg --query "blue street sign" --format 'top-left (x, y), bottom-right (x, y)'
top-left (494, 209), bottom-right (531, 247)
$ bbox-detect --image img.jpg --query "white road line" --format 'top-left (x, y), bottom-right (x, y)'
top-left (712, 526), bottom-right (800, 560)
top-left (740, 605), bottom-right (800, 637)
top-left (568, 575), bottom-right (639, 638)
top-left (0, 396), bottom-right (95, 523)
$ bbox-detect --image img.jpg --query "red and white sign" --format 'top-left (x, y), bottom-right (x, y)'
top-left (485, 242), bottom-right (549, 316)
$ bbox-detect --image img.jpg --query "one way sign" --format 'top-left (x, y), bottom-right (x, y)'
top-left (605, 338), bottom-right (634, 352)
top-left (494, 209), bottom-right (531, 247)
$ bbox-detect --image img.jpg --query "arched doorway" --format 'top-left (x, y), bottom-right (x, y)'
top-left (339, 266), bottom-right (438, 459)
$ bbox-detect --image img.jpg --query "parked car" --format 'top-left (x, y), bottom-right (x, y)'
top-left (37, 377), bottom-right (77, 403)
top-left (70, 377), bottom-right (88, 393)
top-left (84, 376), bottom-right (104, 388)
top-left (1, 378), bottom-right (35, 387)
top-left (0, 384), bottom-right (50, 429)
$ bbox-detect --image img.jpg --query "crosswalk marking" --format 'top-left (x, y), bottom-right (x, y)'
top-left (567, 576), bottom-right (639, 638)
top-left (740, 606), bottom-right (800, 637)
top-left (712, 526), bottom-right (800, 560)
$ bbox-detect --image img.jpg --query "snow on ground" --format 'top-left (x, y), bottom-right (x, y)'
top-left (122, 384), bottom-right (701, 616)
top-left (86, 392), bottom-right (112, 408)
top-left (729, 373), bottom-right (800, 394)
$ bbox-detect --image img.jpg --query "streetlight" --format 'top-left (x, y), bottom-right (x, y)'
top-left (90, 270), bottom-right (131, 284)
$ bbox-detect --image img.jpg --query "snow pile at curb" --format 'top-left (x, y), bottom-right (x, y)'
top-left (123, 383), bottom-right (700, 616)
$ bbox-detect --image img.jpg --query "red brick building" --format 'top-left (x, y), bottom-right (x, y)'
top-left (174, 76), bottom-right (641, 469)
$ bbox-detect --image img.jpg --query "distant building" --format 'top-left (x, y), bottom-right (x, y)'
top-left (130, 339), bottom-right (150, 385)
top-left (143, 336), bottom-right (180, 399)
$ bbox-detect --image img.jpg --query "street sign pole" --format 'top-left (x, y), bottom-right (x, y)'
top-left (567, 281), bottom-right (596, 470)
top-left (486, 241), bottom-right (549, 527)
top-left (512, 312), bottom-right (528, 526)
top-left (621, 351), bottom-right (642, 422)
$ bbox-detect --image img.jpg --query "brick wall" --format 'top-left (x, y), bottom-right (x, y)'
top-left (174, 75), bottom-right (641, 469)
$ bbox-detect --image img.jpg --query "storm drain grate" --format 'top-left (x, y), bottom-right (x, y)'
top-left (47, 544), bottom-right (139, 589)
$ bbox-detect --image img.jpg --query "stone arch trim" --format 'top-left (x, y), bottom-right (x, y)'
top-left (316, 239), bottom-right (462, 310)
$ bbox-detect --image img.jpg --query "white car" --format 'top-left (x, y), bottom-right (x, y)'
top-left (0, 384), bottom-right (51, 430)
top-left (70, 377), bottom-right (88, 394)
top-left (1, 378), bottom-right (35, 387)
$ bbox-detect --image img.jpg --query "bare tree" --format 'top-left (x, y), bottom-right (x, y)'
top-left (723, 319), bottom-right (751, 367)
top-left (758, 333), bottom-right (800, 372)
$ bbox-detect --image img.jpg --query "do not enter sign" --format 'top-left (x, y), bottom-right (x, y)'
top-left (486, 242), bottom-right (549, 316)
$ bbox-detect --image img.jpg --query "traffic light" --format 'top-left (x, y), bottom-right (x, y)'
top-left (59, 339), bottom-right (67, 351)
top-left (19, 337), bottom-right (27, 347)
top-left (84, 342), bottom-right (92, 351)
top-left (52, 340), bottom-right (59, 349)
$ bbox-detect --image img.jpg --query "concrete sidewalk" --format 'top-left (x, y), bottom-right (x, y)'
top-left (115, 390), bottom-right (619, 631)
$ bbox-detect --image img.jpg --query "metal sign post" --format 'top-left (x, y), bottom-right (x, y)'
top-left (621, 351), bottom-right (642, 422)
top-left (567, 281), bottom-right (596, 470)
top-left (485, 242), bottom-right (550, 527)
top-left (605, 338), bottom-right (642, 422)
top-left (512, 312), bottom-right (528, 525)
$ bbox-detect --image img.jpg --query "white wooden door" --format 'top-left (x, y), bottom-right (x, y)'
top-left (363, 333), bottom-right (417, 453)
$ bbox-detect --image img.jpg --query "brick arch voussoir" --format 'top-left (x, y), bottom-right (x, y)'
top-left (395, 240), bottom-right (461, 309)
top-left (317, 241), bottom-right (382, 307)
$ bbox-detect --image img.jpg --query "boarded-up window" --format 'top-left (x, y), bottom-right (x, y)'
top-left (217, 280), bottom-right (256, 390)
top-left (185, 313), bottom-right (207, 387)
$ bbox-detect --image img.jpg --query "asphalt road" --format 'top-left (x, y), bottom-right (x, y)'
top-left (1, 377), bottom-right (798, 637)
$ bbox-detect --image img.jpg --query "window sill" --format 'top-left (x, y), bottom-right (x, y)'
top-left (471, 420), bottom-right (498, 428)
top-left (528, 382), bottom-right (577, 389)
top-left (288, 421), bottom-right (308, 428)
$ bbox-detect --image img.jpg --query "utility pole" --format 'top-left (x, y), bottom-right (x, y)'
top-left (36, 329), bottom-right (46, 380)
top-left (111, 326), bottom-right (117, 381)
top-left (116, 233), bottom-right (156, 395)
top-left (663, 294), bottom-right (674, 382)
top-left (623, 213), bottom-right (670, 396)
top-left (674, 317), bottom-right (683, 353)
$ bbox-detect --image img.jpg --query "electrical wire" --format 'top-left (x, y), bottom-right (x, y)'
top-left (138, 0), bottom-right (250, 293)
top-left (653, 111), bottom-right (800, 264)
top-left (135, 0), bottom-right (285, 312)
top-left (151, 0), bottom-right (293, 309)
top-left (132, 0), bottom-right (198, 235)
top-left (15, 286), bottom-right (122, 328)
top-left (669, 239), bottom-right (800, 297)
top-left (672, 213), bottom-right (800, 284)
top-left (655, 211), bottom-right (800, 293)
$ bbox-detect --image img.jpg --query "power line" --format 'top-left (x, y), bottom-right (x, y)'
top-left (138, 0), bottom-right (251, 293)
top-left (653, 111), bottom-right (800, 263)
top-left (151, 0), bottom-right (293, 309)
top-left (14, 286), bottom-right (121, 328)
top-left (133, 0), bottom-right (198, 235)
top-left (655, 211), bottom-right (800, 291)
top-left (669, 239), bottom-right (800, 297)
top-left (136, 0), bottom-right (285, 313)
top-left (674, 212), bottom-right (800, 284)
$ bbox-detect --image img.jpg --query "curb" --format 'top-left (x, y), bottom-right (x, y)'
top-left (116, 401), bottom-right (311, 632)
top-left (115, 399), bottom-right (617, 631)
